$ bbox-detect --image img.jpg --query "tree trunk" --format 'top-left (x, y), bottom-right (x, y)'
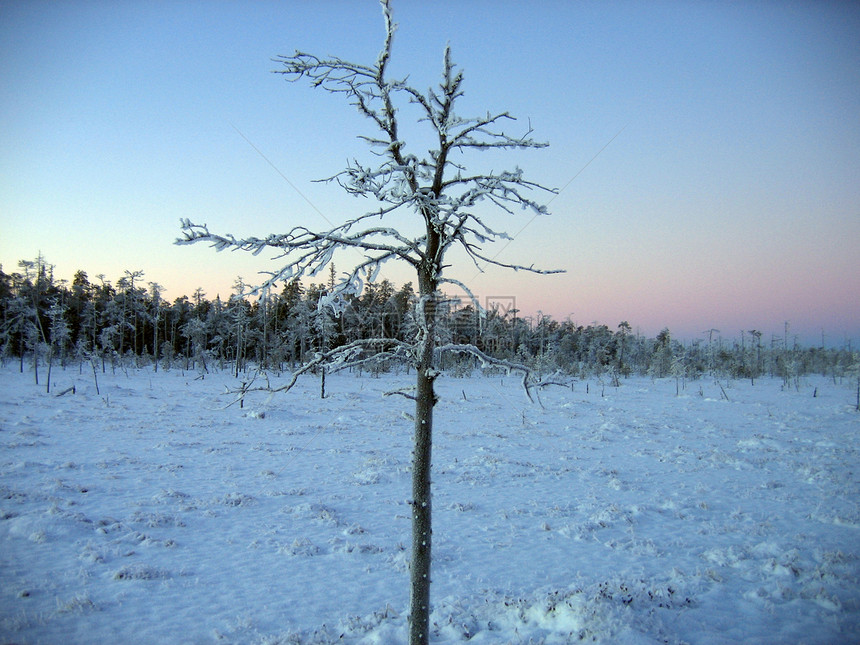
top-left (153, 313), bottom-right (159, 373)
top-left (410, 349), bottom-right (434, 643)
top-left (45, 347), bottom-right (53, 394)
top-left (410, 274), bottom-right (437, 645)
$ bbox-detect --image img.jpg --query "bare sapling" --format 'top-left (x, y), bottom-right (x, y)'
top-left (177, 2), bottom-right (561, 642)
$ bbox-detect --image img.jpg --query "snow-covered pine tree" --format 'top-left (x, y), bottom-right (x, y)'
top-left (177, 2), bottom-right (560, 642)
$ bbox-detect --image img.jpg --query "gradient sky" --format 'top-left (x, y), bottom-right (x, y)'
top-left (2, 1), bottom-right (858, 347)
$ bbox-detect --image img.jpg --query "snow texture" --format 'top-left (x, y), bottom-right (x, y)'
top-left (1, 365), bottom-right (858, 643)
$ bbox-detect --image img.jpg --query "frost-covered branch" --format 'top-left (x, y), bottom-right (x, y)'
top-left (435, 343), bottom-right (571, 403)
top-left (177, 218), bottom-right (425, 301)
top-left (226, 337), bottom-right (414, 405)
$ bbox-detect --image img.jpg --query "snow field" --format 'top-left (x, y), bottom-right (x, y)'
top-left (1, 365), bottom-right (858, 643)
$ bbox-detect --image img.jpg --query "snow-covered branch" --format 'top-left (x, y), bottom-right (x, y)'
top-left (177, 218), bottom-right (427, 300)
top-left (435, 343), bottom-right (571, 403)
top-left (230, 337), bottom-right (414, 404)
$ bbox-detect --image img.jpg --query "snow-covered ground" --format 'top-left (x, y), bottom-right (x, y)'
top-left (1, 364), bottom-right (858, 644)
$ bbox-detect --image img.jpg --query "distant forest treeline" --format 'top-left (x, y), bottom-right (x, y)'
top-left (2, 255), bottom-right (858, 383)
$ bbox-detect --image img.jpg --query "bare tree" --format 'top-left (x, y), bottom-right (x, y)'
top-left (177, 2), bottom-right (559, 642)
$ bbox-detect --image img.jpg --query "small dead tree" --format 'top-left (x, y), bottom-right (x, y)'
top-left (178, 2), bottom-right (560, 642)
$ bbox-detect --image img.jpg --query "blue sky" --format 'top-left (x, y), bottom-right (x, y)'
top-left (2, 0), bottom-right (858, 346)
